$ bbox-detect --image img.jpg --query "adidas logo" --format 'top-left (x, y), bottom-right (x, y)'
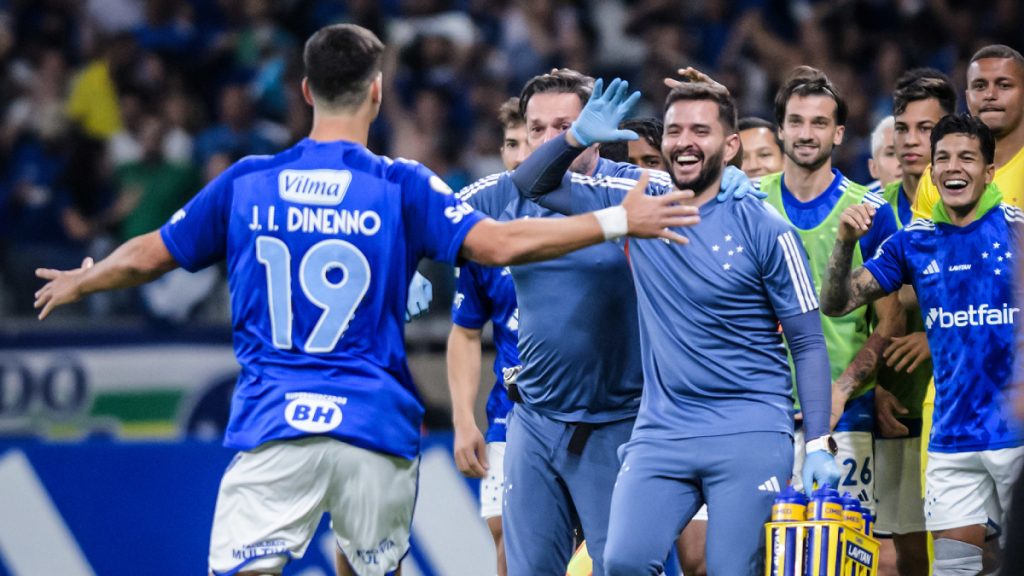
top-left (758, 476), bottom-right (782, 493)
top-left (922, 260), bottom-right (940, 275)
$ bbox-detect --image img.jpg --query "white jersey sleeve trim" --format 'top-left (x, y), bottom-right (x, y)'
top-left (778, 231), bottom-right (819, 313)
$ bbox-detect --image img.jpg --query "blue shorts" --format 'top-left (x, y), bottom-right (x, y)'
top-left (604, 432), bottom-right (793, 576)
top-left (502, 404), bottom-right (635, 576)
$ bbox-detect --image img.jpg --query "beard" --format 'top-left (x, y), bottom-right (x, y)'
top-left (668, 145), bottom-right (726, 197)
top-left (784, 140), bottom-right (833, 171)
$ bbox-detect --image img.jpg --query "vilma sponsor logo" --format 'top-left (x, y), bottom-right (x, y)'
top-left (925, 303), bottom-right (1020, 329)
top-left (279, 169), bottom-right (352, 206)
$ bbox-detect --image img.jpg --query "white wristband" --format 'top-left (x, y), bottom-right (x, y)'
top-left (594, 205), bottom-right (628, 240)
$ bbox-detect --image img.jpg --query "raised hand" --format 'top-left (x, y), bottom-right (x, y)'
top-left (837, 203), bottom-right (876, 243)
top-left (621, 171), bottom-right (700, 244)
top-left (569, 77), bottom-right (642, 147)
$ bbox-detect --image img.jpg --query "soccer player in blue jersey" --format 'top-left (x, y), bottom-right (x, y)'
top-left (512, 77), bottom-right (841, 575)
top-left (31, 25), bottom-right (700, 576)
top-left (822, 114), bottom-right (1024, 576)
top-left (873, 68), bottom-right (957, 576)
top-left (446, 97), bottom-right (525, 576)
top-left (760, 67), bottom-right (904, 513)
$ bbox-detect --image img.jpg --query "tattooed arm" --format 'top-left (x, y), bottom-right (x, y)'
top-left (820, 204), bottom-right (890, 316)
top-left (828, 292), bottom-right (905, 428)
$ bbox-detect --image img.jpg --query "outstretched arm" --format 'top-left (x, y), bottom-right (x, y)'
top-left (34, 231), bottom-right (178, 319)
top-left (819, 204), bottom-right (890, 316)
top-left (461, 172), bottom-right (698, 266)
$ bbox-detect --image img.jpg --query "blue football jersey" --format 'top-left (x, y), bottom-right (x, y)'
top-left (451, 262), bottom-right (519, 442)
top-left (562, 170), bottom-right (820, 440)
top-left (160, 138), bottom-right (484, 459)
top-left (863, 203), bottom-right (1024, 453)
top-left (457, 159), bottom-right (644, 423)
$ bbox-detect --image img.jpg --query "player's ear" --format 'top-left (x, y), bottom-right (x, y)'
top-left (724, 132), bottom-right (741, 166)
top-left (833, 124), bottom-right (845, 146)
top-left (868, 158), bottom-right (879, 180)
top-left (369, 73), bottom-right (383, 106)
top-left (301, 78), bottom-right (315, 107)
top-left (985, 162), bottom-right (995, 184)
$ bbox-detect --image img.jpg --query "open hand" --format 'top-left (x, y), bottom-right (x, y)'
top-left (34, 257), bottom-right (94, 320)
top-left (621, 171), bottom-right (699, 244)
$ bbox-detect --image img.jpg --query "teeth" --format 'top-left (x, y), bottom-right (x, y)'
top-left (676, 154), bottom-right (699, 163)
top-left (945, 179), bottom-right (968, 189)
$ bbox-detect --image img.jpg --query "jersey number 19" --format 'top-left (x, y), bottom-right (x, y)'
top-left (256, 236), bottom-right (371, 353)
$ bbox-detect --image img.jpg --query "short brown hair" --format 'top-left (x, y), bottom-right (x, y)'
top-left (303, 24), bottom-right (384, 109)
top-left (774, 66), bottom-right (847, 126)
top-left (518, 69), bottom-right (594, 118)
top-left (892, 68), bottom-right (957, 116)
top-left (663, 81), bottom-right (738, 133)
top-left (498, 97), bottom-right (523, 130)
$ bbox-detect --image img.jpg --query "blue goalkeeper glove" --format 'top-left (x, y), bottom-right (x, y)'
top-left (716, 166), bottom-right (767, 202)
top-left (405, 271), bottom-right (432, 322)
top-left (569, 77), bottom-right (642, 147)
top-left (802, 450), bottom-right (841, 498)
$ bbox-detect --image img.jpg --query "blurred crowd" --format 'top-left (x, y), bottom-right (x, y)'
top-left (1, 0), bottom-right (1021, 322)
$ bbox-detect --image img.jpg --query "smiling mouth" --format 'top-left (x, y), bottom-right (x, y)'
top-left (943, 178), bottom-right (968, 190)
top-left (674, 153), bottom-right (701, 167)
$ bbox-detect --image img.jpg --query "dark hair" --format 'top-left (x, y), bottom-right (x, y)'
top-left (971, 44), bottom-right (1024, 70)
top-left (930, 114), bottom-right (996, 165)
top-left (599, 140), bottom-right (629, 162)
top-left (773, 66), bottom-right (848, 126)
top-left (518, 69), bottom-right (594, 118)
top-left (303, 24), bottom-right (385, 109)
top-left (663, 81), bottom-right (738, 133)
top-left (737, 116), bottom-right (782, 148)
top-left (498, 97), bottom-right (523, 129)
top-left (892, 68), bottom-right (957, 116)
top-left (738, 117), bottom-right (775, 132)
top-left (621, 117), bottom-right (663, 150)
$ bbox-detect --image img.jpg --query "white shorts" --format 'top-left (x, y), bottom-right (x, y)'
top-left (792, 429), bottom-right (875, 513)
top-left (480, 442), bottom-right (506, 519)
top-left (924, 446), bottom-right (1024, 534)
top-left (874, 437), bottom-right (926, 535)
top-left (209, 437), bottom-right (418, 576)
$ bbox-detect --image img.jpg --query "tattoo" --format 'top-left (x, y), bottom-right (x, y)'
top-left (833, 292), bottom-right (904, 406)
top-left (821, 238), bottom-right (887, 316)
top-left (834, 331), bottom-right (885, 399)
